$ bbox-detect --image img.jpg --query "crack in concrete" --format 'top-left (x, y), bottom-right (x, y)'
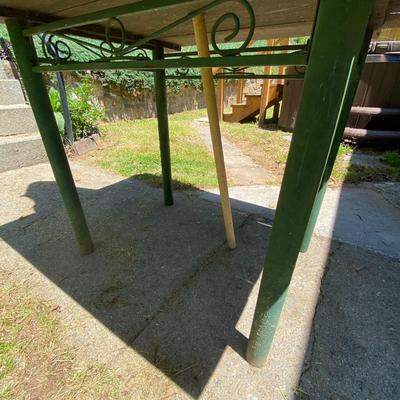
top-left (125, 214), bottom-right (254, 348)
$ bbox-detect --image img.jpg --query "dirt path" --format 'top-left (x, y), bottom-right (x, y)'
top-left (193, 118), bottom-right (274, 185)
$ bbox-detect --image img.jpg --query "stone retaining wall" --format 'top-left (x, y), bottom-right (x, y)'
top-left (92, 80), bottom-right (237, 121)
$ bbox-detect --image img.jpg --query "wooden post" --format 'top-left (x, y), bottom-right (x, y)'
top-left (278, 38), bottom-right (289, 85)
top-left (193, 14), bottom-right (236, 249)
top-left (236, 79), bottom-right (245, 104)
top-left (246, 0), bottom-right (374, 367)
top-left (258, 39), bottom-right (275, 128)
top-left (300, 30), bottom-right (373, 253)
top-left (215, 69), bottom-right (225, 121)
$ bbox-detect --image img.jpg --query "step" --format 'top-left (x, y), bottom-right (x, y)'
top-left (222, 113), bottom-right (237, 123)
top-left (0, 133), bottom-right (47, 172)
top-left (350, 106), bottom-right (400, 116)
top-left (344, 127), bottom-right (400, 139)
top-left (224, 105), bottom-right (260, 123)
top-left (231, 103), bottom-right (250, 111)
top-left (0, 104), bottom-right (39, 136)
top-left (231, 103), bottom-right (260, 114)
top-left (0, 79), bottom-right (26, 105)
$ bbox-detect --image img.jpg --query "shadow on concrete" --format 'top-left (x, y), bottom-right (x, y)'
top-left (0, 175), bottom-right (273, 398)
top-left (2, 167), bottom-right (399, 399)
top-left (297, 164), bottom-right (400, 399)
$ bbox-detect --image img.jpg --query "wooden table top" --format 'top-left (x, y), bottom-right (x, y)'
top-left (0, 0), bottom-right (399, 49)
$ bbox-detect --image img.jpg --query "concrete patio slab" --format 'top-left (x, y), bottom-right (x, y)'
top-left (199, 183), bottom-right (400, 259)
top-left (0, 162), bottom-right (399, 399)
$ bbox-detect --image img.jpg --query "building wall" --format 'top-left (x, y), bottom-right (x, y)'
top-left (279, 62), bottom-right (400, 131)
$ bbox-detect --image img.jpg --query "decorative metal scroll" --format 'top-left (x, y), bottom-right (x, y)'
top-left (39, 22), bottom-right (151, 64)
top-left (38, 0), bottom-right (255, 65)
top-left (41, 34), bottom-right (72, 61)
top-left (214, 66), bottom-right (255, 78)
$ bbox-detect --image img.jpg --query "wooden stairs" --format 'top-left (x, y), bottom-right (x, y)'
top-left (223, 83), bottom-right (283, 123)
top-left (344, 106), bottom-right (400, 140)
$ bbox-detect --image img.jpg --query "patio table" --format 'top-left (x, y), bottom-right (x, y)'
top-left (0, 0), bottom-right (398, 368)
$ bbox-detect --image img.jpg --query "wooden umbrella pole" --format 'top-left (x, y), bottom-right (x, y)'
top-left (193, 14), bottom-right (236, 249)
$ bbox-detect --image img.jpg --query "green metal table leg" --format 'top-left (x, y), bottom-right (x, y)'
top-left (300, 29), bottom-right (373, 253)
top-left (6, 18), bottom-right (94, 255)
top-left (246, 0), bottom-right (374, 368)
top-left (153, 47), bottom-right (173, 206)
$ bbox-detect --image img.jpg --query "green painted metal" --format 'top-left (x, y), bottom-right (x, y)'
top-left (24, 0), bottom-right (255, 58)
top-left (23, 0), bottom-right (197, 36)
top-left (166, 74), bottom-right (305, 80)
top-left (39, 32), bottom-right (151, 65)
top-left (300, 29), bottom-right (372, 253)
top-left (153, 47), bottom-right (174, 206)
top-left (246, 0), bottom-right (374, 368)
top-left (33, 52), bottom-right (308, 73)
top-left (6, 18), bottom-right (94, 255)
top-left (118, 0), bottom-right (254, 57)
top-left (164, 44), bottom-right (307, 58)
top-left (300, 182), bottom-right (328, 252)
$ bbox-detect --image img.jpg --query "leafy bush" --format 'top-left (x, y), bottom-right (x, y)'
top-left (67, 78), bottom-right (105, 139)
top-left (96, 69), bottom-right (203, 93)
top-left (49, 77), bottom-right (105, 140)
top-left (48, 87), bottom-right (65, 135)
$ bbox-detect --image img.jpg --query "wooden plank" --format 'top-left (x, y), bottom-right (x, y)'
top-left (258, 38), bottom-right (275, 127)
top-left (193, 13), bottom-right (236, 249)
top-left (0, 0), bottom-right (318, 46)
top-left (0, 6), bottom-right (180, 50)
top-left (351, 106), bottom-right (400, 115)
top-left (2, 0), bottom-right (399, 46)
top-left (344, 127), bottom-right (400, 138)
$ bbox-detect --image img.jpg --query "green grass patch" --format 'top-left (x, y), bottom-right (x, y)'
top-left (382, 150), bottom-right (400, 167)
top-left (220, 120), bottom-right (400, 185)
top-left (0, 281), bottom-right (124, 399)
top-left (78, 108), bottom-right (399, 188)
top-left (86, 109), bottom-right (218, 189)
top-left (0, 343), bottom-right (16, 380)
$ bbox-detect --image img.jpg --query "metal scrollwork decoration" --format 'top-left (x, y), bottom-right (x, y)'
top-left (210, 0), bottom-right (255, 56)
top-left (39, 17), bottom-right (150, 64)
top-left (213, 67), bottom-right (257, 80)
top-left (41, 33), bottom-right (72, 62)
top-left (174, 55), bottom-right (191, 77)
top-left (37, 0), bottom-right (255, 65)
top-left (99, 17), bottom-right (126, 58)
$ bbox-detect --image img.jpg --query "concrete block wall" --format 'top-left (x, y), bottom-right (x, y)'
top-left (0, 61), bottom-right (47, 172)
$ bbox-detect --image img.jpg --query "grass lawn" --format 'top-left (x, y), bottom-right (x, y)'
top-left (82, 109), bottom-right (216, 189)
top-left (78, 109), bottom-right (399, 189)
top-left (0, 281), bottom-right (124, 399)
top-left (220, 121), bottom-right (400, 186)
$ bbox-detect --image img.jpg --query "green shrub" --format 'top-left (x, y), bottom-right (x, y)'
top-left (49, 78), bottom-right (105, 141)
top-left (48, 87), bottom-right (65, 135)
top-left (95, 69), bottom-right (203, 93)
top-left (67, 77), bottom-right (105, 139)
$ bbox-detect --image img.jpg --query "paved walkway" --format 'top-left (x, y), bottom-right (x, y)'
top-left (200, 182), bottom-right (400, 259)
top-left (193, 118), bottom-right (274, 185)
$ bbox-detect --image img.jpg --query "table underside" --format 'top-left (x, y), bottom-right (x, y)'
top-left (1, 0), bottom-right (399, 50)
